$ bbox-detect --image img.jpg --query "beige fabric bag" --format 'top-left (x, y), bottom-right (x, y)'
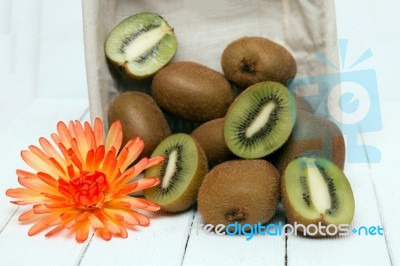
top-left (83, 0), bottom-right (339, 128)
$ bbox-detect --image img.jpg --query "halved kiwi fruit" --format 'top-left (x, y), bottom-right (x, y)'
top-left (281, 157), bottom-right (355, 237)
top-left (198, 160), bottom-right (280, 229)
top-left (105, 12), bottom-right (178, 79)
top-left (143, 133), bottom-right (208, 212)
top-left (224, 81), bottom-right (296, 159)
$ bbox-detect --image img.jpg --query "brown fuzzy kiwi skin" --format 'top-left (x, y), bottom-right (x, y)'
top-left (281, 170), bottom-right (342, 238)
top-left (108, 91), bottom-right (171, 158)
top-left (295, 96), bottom-right (313, 113)
top-left (269, 110), bottom-right (345, 175)
top-left (191, 118), bottom-right (233, 168)
top-left (198, 160), bottom-right (280, 228)
top-left (221, 36), bottom-right (297, 88)
top-left (152, 61), bottom-right (233, 122)
top-left (160, 139), bottom-right (208, 212)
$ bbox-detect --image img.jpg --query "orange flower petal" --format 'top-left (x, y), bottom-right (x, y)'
top-left (119, 137), bottom-right (144, 171)
top-left (119, 177), bottom-right (160, 195)
top-left (75, 219), bottom-right (91, 243)
top-left (84, 121), bottom-right (96, 150)
top-left (37, 172), bottom-right (58, 188)
top-left (85, 149), bottom-right (95, 172)
top-left (18, 176), bottom-right (58, 194)
top-left (112, 157), bottom-right (150, 192)
top-left (88, 214), bottom-right (104, 229)
top-left (101, 149), bottom-right (117, 177)
top-left (41, 192), bottom-right (70, 202)
top-left (94, 145), bottom-right (105, 169)
top-left (19, 210), bottom-right (37, 221)
top-left (97, 228), bottom-right (111, 241)
top-left (6, 188), bottom-right (45, 200)
top-left (147, 156), bottom-right (165, 169)
top-left (39, 137), bottom-right (66, 168)
top-left (75, 211), bottom-right (91, 223)
top-left (45, 224), bottom-right (64, 237)
top-left (110, 197), bottom-right (160, 211)
top-left (16, 169), bottom-right (36, 179)
top-left (33, 204), bottom-right (51, 214)
top-left (74, 120), bottom-right (89, 156)
top-left (130, 210), bottom-right (150, 226)
top-left (21, 150), bottom-right (60, 178)
top-left (57, 121), bottom-right (72, 148)
top-left (93, 118), bottom-right (104, 147)
top-left (118, 226), bottom-right (128, 238)
top-left (28, 213), bottom-right (61, 236)
top-left (105, 120), bottom-right (122, 154)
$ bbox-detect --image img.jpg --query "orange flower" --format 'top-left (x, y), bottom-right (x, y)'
top-left (6, 118), bottom-right (164, 243)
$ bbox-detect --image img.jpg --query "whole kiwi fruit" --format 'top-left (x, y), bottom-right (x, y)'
top-left (144, 133), bottom-right (208, 212)
top-left (221, 36), bottom-right (297, 88)
top-left (198, 160), bottom-right (280, 229)
top-left (295, 96), bottom-right (313, 113)
top-left (152, 61), bottom-right (233, 122)
top-left (281, 157), bottom-right (355, 237)
top-left (108, 91), bottom-right (171, 158)
top-left (191, 118), bottom-right (233, 168)
top-left (270, 110), bottom-right (345, 174)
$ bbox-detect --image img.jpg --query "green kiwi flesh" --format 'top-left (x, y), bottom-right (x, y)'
top-left (224, 81), bottom-right (296, 159)
top-left (198, 160), bottom-right (280, 229)
top-left (105, 12), bottom-right (177, 79)
top-left (282, 157), bottom-right (355, 237)
top-left (144, 133), bottom-right (208, 212)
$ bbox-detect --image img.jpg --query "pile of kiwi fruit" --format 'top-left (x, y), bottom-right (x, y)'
top-left (104, 12), bottom-right (355, 238)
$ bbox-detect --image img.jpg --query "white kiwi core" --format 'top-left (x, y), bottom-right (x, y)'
top-left (245, 102), bottom-right (275, 138)
top-left (307, 162), bottom-right (331, 213)
top-left (125, 21), bottom-right (170, 61)
top-left (161, 149), bottom-right (178, 189)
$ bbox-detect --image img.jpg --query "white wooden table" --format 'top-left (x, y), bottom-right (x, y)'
top-left (0, 0), bottom-right (399, 265)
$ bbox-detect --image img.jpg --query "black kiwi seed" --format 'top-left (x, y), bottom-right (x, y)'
top-left (317, 165), bottom-right (339, 215)
top-left (118, 23), bottom-right (160, 53)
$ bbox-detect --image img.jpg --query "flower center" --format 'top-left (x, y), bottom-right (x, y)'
top-left (58, 171), bottom-right (109, 209)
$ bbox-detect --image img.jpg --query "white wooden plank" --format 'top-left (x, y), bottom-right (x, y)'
top-left (359, 100), bottom-right (400, 266)
top-left (79, 210), bottom-right (195, 266)
top-left (0, 98), bottom-right (89, 265)
top-left (286, 146), bottom-right (391, 266)
top-left (182, 207), bottom-right (286, 266)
